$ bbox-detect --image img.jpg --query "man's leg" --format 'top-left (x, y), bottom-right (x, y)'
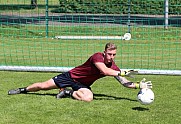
top-left (73, 88), bottom-right (93, 102)
top-left (26, 79), bottom-right (58, 92)
top-left (8, 79), bottom-right (58, 95)
top-left (56, 88), bottom-right (93, 102)
top-left (56, 88), bottom-right (72, 99)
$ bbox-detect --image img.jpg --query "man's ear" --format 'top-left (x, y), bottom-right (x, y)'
top-left (103, 51), bottom-right (105, 56)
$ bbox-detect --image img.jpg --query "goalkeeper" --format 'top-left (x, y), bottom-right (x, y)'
top-left (8, 42), bottom-right (152, 102)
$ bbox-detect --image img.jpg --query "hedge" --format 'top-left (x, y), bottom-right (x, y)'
top-left (52, 0), bottom-right (180, 14)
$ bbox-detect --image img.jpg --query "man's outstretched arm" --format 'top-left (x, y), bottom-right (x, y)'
top-left (114, 76), bottom-right (152, 89)
top-left (95, 62), bottom-right (120, 76)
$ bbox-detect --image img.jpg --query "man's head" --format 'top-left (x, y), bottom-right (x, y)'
top-left (104, 42), bottom-right (117, 64)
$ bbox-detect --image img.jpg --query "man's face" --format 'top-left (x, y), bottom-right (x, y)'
top-left (104, 49), bottom-right (116, 64)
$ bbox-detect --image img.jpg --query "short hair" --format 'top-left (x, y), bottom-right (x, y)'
top-left (105, 42), bottom-right (117, 50)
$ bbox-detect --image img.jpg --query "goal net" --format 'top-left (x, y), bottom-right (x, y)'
top-left (0, 0), bottom-right (181, 75)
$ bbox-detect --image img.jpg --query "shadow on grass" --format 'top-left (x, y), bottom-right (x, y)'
top-left (25, 92), bottom-right (137, 102)
top-left (93, 93), bottom-right (137, 102)
top-left (132, 107), bottom-right (149, 111)
top-left (26, 92), bottom-right (56, 97)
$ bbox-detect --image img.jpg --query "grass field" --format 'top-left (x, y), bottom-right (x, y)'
top-left (1, 25), bottom-right (181, 70)
top-left (1, 71), bottom-right (181, 124)
top-left (1, 0), bottom-right (180, 70)
top-left (1, 39), bottom-right (181, 70)
top-left (0, 0), bottom-right (58, 4)
top-left (0, 1), bottom-right (181, 123)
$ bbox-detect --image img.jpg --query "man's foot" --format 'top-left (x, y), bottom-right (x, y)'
top-left (56, 88), bottom-right (73, 99)
top-left (56, 90), bottom-right (66, 99)
top-left (8, 89), bottom-right (21, 95)
top-left (8, 88), bottom-right (27, 95)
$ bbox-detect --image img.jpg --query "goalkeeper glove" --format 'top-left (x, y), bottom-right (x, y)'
top-left (119, 69), bottom-right (138, 78)
top-left (135, 78), bottom-right (152, 89)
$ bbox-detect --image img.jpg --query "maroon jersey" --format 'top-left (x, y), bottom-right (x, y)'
top-left (69, 52), bottom-right (120, 86)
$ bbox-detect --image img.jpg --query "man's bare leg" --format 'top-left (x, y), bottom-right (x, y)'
top-left (26, 79), bottom-right (58, 92)
top-left (56, 88), bottom-right (93, 102)
top-left (8, 79), bottom-right (58, 95)
top-left (73, 88), bottom-right (93, 102)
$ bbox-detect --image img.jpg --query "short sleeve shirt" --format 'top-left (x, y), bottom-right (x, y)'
top-left (69, 52), bottom-right (120, 86)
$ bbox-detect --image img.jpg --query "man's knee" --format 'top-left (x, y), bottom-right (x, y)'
top-left (77, 93), bottom-right (93, 102)
top-left (83, 95), bottom-right (93, 102)
top-left (74, 88), bottom-right (93, 102)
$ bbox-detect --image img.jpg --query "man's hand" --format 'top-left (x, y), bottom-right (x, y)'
top-left (136, 78), bottom-right (152, 89)
top-left (119, 70), bottom-right (138, 78)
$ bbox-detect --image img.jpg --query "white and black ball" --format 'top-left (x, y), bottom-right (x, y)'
top-left (137, 88), bottom-right (154, 105)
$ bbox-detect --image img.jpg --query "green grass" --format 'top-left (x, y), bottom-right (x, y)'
top-left (0, 0), bottom-right (59, 13)
top-left (1, 71), bottom-right (181, 124)
top-left (0, 0), bottom-right (180, 71)
top-left (0, 0), bottom-right (58, 4)
top-left (1, 1), bottom-right (181, 123)
top-left (1, 24), bottom-right (181, 70)
top-left (1, 31), bottom-right (181, 70)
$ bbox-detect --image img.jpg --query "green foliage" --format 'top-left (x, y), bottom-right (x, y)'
top-left (1, 71), bottom-right (181, 124)
top-left (169, 0), bottom-right (181, 14)
top-left (55, 0), bottom-right (127, 14)
top-left (56, 0), bottom-right (181, 14)
top-left (0, 0), bottom-right (180, 14)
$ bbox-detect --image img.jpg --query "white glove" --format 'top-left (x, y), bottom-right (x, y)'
top-left (119, 70), bottom-right (138, 78)
top-left (136, 78), bottom-right (152, 89)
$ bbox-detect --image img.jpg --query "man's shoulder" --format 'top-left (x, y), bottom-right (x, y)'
top-left (92, 52), bottom-right (104, 58)
top-left (91, 52), bottom-right (104, 63)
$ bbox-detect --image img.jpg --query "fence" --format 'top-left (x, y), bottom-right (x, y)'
top-left (0, 0), bottom-right (181, 75)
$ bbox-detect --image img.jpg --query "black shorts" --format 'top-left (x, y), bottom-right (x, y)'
top-left (52, 72), bottom-right (91, 91)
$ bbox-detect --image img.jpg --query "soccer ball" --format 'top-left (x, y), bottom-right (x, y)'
top-left (137, 88), bottom-right (154, 105)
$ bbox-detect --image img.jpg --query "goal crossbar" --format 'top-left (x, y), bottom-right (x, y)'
top-left (55, 33), bottom-right (132, 40)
